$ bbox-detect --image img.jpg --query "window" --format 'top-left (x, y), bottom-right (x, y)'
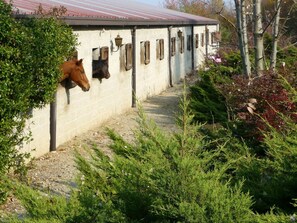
top-left (140, 41), bottom-right (150, 65)
top-left (180, 36), bottom-right (184, 54)
top-left (72, 50), bottom-right (78, 60)
top-left (201, 33), bottom-right (205, 47)
top-left (187, 35), bottom-right (192, 51)
top-left (171, 37), bottom-right (176, 56)
top-left (195, 34), bottom-right (199, 48)
top-left (125, 43), bottom-right (133, 71)
top-left (156, 39), bottom-right (164, 60)
top-left (211, 32), bottom-right (221, 44)
top-left (92, 46), bottom-right (109, 78)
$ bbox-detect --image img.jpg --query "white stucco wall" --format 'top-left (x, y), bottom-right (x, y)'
top-left (22, 24), bottom-right (219, 158)
top-left (135, 28), bottom-right (170, 101)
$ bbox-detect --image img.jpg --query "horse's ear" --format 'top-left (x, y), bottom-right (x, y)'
top-left (76, 59), bottom-right (83, 66)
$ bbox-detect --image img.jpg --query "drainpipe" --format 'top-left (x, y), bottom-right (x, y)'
top-left (191, 25), bottom-right (195, 71)
top-left (168, 26), bottom-right (173, 87)
top-left (50, 92), bottom-right (57, 152)
top-left (131, 26), bottom-right (137, 108)
top-left (205, 26), bottom-right (209, 60)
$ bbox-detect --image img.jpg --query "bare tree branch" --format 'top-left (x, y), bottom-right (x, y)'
top-left (216, 6), bottom-right (237, 30)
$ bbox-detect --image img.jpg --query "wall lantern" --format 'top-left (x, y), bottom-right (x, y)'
top-left (112, 34), bottom-right (123, 52)
top-left (177, 29), bottom-right (183, 38)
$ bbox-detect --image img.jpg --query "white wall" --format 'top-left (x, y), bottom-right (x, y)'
top-left (135, 28), bottom-right (170, 101)
top-left (21, 24), bottom-right (218, 158)
top-left (170, 26), bottom-right (192, 83)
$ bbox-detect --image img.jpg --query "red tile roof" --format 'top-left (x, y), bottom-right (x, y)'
top-left (8, 0), bottom-right (218, 26)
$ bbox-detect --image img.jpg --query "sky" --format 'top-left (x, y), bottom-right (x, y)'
top-left (135, 0), bottom-right (233, 7)
top-left (134, 0), bottom-right (163, 6)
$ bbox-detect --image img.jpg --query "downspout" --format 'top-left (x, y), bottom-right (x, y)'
top-left (168, 26), bottom-right (173, 87)
top-left (50, 92), bottom-right (57, 152)
top-left (191, 25), bottom-right (195, 71)
top-left (131, 26), bottom-right (137, 108)
top-left (205, 26), bottom-right (209, 60)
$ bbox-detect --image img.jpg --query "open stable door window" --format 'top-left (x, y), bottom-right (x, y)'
top-left (72, 50), bottom-right (78, 60)
top-left (156, 39), bottom-right (164, 60)
top-left (125, 43), bottom-right (133, 71)
top-left (92, 46), bottom-right (109, 78)
top-left (211, 32), bottom-right (221, 44)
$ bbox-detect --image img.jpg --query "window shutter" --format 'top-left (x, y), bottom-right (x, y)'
top-left (195, 34), bottom-right (199, 48)
top-left (201, 33), bottom-right (204, 47)
top-left (159, 39), bottom-right (164, 60)
top-left (125, 43), bottom-right (133, 71)
top-left (144, 41), bottom-right (150, 65)
top-left (100, 46), bottom-right (109, 60)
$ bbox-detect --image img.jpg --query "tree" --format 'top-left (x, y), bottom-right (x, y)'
top-left (234, 0), bottom-right (252, 77)
top-left (253, 0), bottom-right (265, 75)
top-left (270, 0), bottom-right (281, 71)
top-left (0, 0), bottom-right (77, 179)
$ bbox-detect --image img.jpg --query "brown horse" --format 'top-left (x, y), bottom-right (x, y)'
top-left (60, 59), bottom-right (90, 92)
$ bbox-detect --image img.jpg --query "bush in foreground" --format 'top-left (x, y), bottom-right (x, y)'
top-left (5, 91), bottom-right (255, 223)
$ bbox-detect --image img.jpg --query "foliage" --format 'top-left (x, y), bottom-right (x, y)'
top-left (278, 46), bottom-right (297, 75)
top-left (189, 71), bottom-right (229, 124)
top-left (1, 181), bottom-right (81, 223)
top-left (0, 0), bottom-right (77, 203)
top-left (221, 72), bottom-right (297, 143)
top-left (6, 90), bottom-right (255, 223)
top-left (234, 111), bottom-right (297, 213)
top-left (189, 48), bottom-right (297, 215)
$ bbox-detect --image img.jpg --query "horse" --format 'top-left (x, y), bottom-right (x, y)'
top-left (92, 58), bottom-right (110, 82)
top-left (60, 59), bottom-right (90, 92)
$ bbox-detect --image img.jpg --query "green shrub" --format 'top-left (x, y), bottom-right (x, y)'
top-left (234, 113), bottom-right (297, 214)
top-left (0, 0), bottom-right (76, 184)
top-left (189, 71), bottom-right (229, 124)
top-left (6, 91), bottom-right (255, 223)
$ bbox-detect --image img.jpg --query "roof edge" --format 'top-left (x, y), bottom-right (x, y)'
top-left (13, 14), bottom-right (219, 27)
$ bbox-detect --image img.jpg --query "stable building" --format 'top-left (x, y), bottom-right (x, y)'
top-left (9, 0), bottom-right (220, 158)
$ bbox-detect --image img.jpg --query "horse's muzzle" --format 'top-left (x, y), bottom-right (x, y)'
top-left (82, 87), bottom-right (90, 92)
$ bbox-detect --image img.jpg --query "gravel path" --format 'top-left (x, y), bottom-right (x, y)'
top-left (0, 78), bottom-right (191, 218)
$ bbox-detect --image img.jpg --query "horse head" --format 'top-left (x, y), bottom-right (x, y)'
top-left (92, 58), bottom-right (110, 81)
top-left (61, 59), bottom-right (90, 92)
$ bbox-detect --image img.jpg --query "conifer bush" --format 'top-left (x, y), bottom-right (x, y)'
top-left (189, 70), bottom-right (229, 124)
top-left (6, 90), bottom-right (256, 223)
top-left (234, 110), bottom-right (297, 213)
